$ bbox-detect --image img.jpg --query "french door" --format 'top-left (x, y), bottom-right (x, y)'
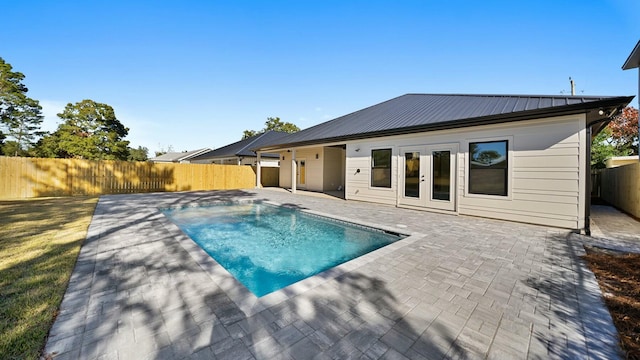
top-left (297, 159), bottom-right (306, 188)
top-left (399, 144), bottom-right (457, 211)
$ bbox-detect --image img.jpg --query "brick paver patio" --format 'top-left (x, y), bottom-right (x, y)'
top-left (44, 189), bottom-right (622, 359)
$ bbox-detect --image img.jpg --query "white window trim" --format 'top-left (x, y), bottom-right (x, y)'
top-left (463, 136), bottom-right (513, 201)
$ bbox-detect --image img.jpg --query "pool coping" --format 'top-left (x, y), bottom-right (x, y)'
top-left (158, 198), bottom-right (425, 316)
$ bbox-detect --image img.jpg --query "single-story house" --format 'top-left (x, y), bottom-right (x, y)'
top-left (148, 148), bottom-right (211, 163)
top-left (253, 93), bottom-right (633, 233)
top-left (190, 131), bottom-right (288, 167)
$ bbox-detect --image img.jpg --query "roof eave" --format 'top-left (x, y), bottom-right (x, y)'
top-left (257, 96), bottom-right (634, 151)
top-left (622, 40), bottom-right (640, 70)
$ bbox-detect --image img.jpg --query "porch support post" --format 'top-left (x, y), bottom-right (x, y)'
top-left (256, 152), bottom-right (262, 188)
top-left (291, 149), bottom-right (297, 193)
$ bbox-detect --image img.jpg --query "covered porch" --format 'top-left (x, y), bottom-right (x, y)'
top-left (255, 144), bottom-right (346, 198)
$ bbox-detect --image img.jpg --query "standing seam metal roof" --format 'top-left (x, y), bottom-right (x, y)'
top-left (190, 131), bottom-right (289, 160)
top-left (255, 93), bottom-right (633, 150)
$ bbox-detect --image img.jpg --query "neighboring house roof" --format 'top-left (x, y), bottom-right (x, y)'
top-left (256, 93), bottom-right (633, 151)
top-left (149, 148), bottom-right (211, 162)
top-left (190, 131), bottom-right (289, 161)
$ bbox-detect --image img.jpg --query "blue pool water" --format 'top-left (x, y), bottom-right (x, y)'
top-left (162, 202), bottom-right (403, 297)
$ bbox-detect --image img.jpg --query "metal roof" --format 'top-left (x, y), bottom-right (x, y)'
top-left (622, 40), bottom-right (640, 70)
top-left (256, 93), bottom-right (634, 150)
top-left (149, 148), bottom-right (211, 162)
top-left (191, 131), bottom-right (289, 160)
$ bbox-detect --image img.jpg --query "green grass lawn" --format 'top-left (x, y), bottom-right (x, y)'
top-left (0, 197), bottom-right (98, 360)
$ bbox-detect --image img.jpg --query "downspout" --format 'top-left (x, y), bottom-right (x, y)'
top-left (584, 124), bottom-right (592, 236)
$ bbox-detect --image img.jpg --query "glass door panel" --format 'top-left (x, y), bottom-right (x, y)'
top-left (404, 152), bottom-right (421, 198)
top-left (432, 151), bottom-right (450, 201)
top-left (398, 144), bottom-right (456, 211)
top-left (426, 145), bottom-right (456, 211)
top-left (399, 146), bottom-right (425, 207)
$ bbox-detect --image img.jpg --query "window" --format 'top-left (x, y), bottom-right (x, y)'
top-left (469, 140), bottom-right (508, 196)
top-left (371, 148), bottom-right (392, 188)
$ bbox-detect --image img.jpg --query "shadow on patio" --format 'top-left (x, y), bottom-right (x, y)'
top-left (45, 190), bottom-right (467, 359)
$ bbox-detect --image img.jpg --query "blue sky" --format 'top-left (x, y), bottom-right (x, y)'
top-left (2, 1), bottom-right (639, 155)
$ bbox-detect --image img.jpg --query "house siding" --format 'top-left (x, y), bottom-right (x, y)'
top-left (279, 153), bottom-right (292, 188)
top-left (345, 146), bottom-right (398, 206)
top-left (279, 147), bottom-right (325, 191)
top-left (345, 114), bottom-right (587, 229)
top-left (323, 147), bottom-right (345, 191)
top-left (299, 148), bottom-right (323, 191)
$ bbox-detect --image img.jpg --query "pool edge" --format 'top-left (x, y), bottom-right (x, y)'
top-left (158, 198), bottom-right (425, 317)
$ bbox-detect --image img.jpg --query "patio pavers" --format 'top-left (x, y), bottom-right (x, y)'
top-left (44, 189), bottom-right (622, 359)
top-left (589, 204), bottom-right (640, 253)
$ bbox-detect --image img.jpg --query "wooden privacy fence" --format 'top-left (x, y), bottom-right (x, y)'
top-left (600, 162), bottom-right (640, 219)
top-left (0, 156), bottom-right (268, 199)
top-left (258, 166), bottom-right (279, 187)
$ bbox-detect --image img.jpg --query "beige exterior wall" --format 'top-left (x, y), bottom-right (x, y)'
top-left (345, 144), bottom-right (398, 206)
top-left (249, 158), bottom-right (280, 167)
top-left (279, 152), bottom-right (292, 188)
top-left (301, 148), bottom-right (324, 191)
top-left (279, 147), bottom-right (325, 191)
top-left (344, 114), bottom-right (587, 229)
top-left (322, 147), bottom-right (346, 191)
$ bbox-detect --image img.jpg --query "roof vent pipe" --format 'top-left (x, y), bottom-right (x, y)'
top-left (570, 77), bottom-right (575, 96)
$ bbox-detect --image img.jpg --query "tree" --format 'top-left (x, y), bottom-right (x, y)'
top-left (477, 150), bottom-right (501, 165)
top-left (264, 117), bottom-right (300, 133)
top-left (2, 97), bottom-right (44, 156)
top-left (242, 117), bottom-right (300, 139)
top-left (37, 100), bottom-right (130, 160)
top-left (242, 129), bottom-right (258, 139)
top-left (608, 106), bottom-right (638, 156)
top-left (591, 128), bottom-right (617, 169)
top-left (34, 131), bottom-right (62, 158)
top-left (591, 106), bottom-right (639, 169)
top-left (128, 146), bottom-right (149, 161)
top-left (0, 57), bottom-right (45, 156)
top-left (2, 141), bottom-right (27, 157)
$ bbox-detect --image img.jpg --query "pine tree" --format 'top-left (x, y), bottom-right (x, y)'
top-left (0, 57), bottom-right (44, 156)
top-left (40, 99), bottom-right (130, 160)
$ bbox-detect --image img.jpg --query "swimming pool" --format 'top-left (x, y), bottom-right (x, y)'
top-left (162, 202), bottom-right (404, 297)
